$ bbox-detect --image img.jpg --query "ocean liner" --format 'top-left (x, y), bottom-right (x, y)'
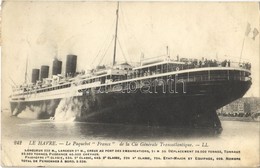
top-left (9, 3), bottom-right (252, 133)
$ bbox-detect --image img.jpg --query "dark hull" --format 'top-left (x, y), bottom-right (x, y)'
top-left (10, 79), bottom-right (251, 133)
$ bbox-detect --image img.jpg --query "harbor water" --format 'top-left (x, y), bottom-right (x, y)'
top-left (1, 109), bottom-right (259, 167)
top-left (2, 109), bottom-right (259, 140)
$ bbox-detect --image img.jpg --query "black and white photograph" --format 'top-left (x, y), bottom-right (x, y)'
top-left (1, 1), bottom-right (259, 167)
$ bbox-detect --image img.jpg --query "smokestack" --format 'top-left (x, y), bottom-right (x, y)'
top-left (40, 65), bottom-right (49, 80)
top-left (31, 69), bottom-right (40, 84)
top-left (65, 54), bottom-right (77, 77)
top-left (52, 58), bottom-right (62, 76)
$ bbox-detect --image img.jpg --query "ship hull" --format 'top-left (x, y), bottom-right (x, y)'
top-left (10, 79), bottom-right (251, 134)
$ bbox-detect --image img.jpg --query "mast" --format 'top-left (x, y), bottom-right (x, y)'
top-left (239, 36), bottom-right (246, 64)
top-left (24, 56), bottom-right (28, 84)
top-left (25, 37), bottom-right (30, 84)
top-left (113, 2), bottom-right (119, 66)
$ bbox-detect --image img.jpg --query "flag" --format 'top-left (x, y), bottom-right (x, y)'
top-left (245, 23), bottom-right (251, 36)
top-left (252, 28), bottom-right (259, 40)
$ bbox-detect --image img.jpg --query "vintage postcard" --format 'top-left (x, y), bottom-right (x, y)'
top-left (1, 1), bottom-right (259, 167)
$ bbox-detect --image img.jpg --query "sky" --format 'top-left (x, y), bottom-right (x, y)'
top-left (1, 1), bottom-right (259, 107)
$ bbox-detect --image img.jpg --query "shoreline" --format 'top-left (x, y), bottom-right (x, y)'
top-left (219, 116), bottom-right (260, 122)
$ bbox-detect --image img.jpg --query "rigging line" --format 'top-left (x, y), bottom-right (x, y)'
top-left (92, 44), bottom-right (105, 66)
top-left (117, 22), bottom-right (131, 62)
top-left (91, 19), bottom-right (117, 66)
top-left (119, 4), bottom-right (130, 35)
top-left (120, 5), bottom-right (143, 47)
top-left (119, 5), bottom-right (145, 59)
top-left (239, 36), bottom-right (246, 64)
top-left (9, 76), bottom-right (17, 87)
top-left (224, 54), bottom-right (250, 61)
top-left (119, 5), bottom-right (133, 62)
top-left (117, 38), bottom-right (128, 63)
top-left (91, 35), bottom-right (111, 66)
top-left (116, 8), bottom-right (132, 64)
top-left (98, 36), bottom-right (115, 66)
top-left (119, 5), bottom-right (128, 33)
